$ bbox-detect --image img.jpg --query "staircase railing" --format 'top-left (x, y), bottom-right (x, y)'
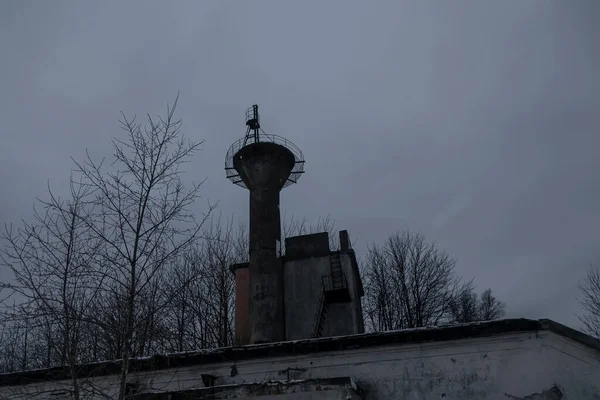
top-left (330, 253), bottom-right (344, 289)
top-left (311, 253), bottom-right (351, 338)
top-left (321, 273), bottom-right (348, 292)
top-left (311, 288), bottom-right (327, 338)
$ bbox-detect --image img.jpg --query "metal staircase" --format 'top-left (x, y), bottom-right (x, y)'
top-left (324, 253), bottom-right (351, 303)
top-left (311, 291), bottom-right (328, 338)
top-left (330, 253), bottom-right (343, 289)
top-left (311, 252), bottom-right (352, 338)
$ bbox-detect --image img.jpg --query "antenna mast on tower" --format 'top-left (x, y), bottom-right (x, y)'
top-left (244, 104), bottom-right (261, 145)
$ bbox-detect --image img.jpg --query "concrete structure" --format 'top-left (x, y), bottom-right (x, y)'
top-left (231, 230), bottom-right (365, 345)
top-left (2, 319), bottom-right (599, 399)
top-left (225, 105), bottom-right (306, 344)
top-left (225, 105), bottom-right (364, 346)
top-left (232, 140), bottom-right (294, 344)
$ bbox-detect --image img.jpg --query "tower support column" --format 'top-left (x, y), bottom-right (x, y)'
top-left (248, 186), bottom-right (284, 343)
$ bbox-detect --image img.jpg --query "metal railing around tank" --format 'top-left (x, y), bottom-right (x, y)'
top-left (224, 133), bottom-right (305, 189)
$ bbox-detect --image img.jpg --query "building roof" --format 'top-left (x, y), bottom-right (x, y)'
top-left (1, 318), bottom-right (598, 387)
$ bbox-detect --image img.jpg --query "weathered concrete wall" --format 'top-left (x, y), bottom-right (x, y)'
top-left (283, 255), bottom-right (330, 340)
top-left (283, 250), bottom-right (363, 340)
top-left (233, 264), bottom-right (251, 345)
top-left (135, 378), bottom-right (362, 399)
top-left (285, 233), bottom-right (330, 259)
top-left (136, 331), bottom-right (600, 398)
top-left (246, 187), bottom-right (285, 344)
top-left (322, 302), bottom-right (356, 337)
top-left (5, 331), bottom-right (599, 399)
top-left (339, 252), bottom-right (364, 334)
top-left (234, 233), bottom-right (364, 344)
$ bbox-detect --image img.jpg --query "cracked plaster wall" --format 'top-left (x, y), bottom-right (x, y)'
top-left (2, 331), bottom-right (599, 399)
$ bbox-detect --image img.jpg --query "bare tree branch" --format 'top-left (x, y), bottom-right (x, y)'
top-left (362, 231), bottom-right (471, 331)
top-left (577, 265), bottom-right (600, 339)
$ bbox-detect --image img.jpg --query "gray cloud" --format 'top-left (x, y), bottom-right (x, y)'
top-left (1, 0), bottom-right (599, 329)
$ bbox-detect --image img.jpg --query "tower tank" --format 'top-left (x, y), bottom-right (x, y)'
top-left (225, 105), bottom-right (304, 344)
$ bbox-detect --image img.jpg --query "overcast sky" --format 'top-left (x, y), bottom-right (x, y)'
top-left (1, 1), bottom-right (599, 330)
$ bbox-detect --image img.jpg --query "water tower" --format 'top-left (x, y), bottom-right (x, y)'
top-left (225, 105), bottom-right (305, 344)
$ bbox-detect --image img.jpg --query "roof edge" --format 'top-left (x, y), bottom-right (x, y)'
top-left (0, 318), bottom-right (596, 387)
top-left (539, 318), bottom-right (600, 352)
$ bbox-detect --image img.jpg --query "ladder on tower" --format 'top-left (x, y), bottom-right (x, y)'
top-left (323, 252), bottom-right (351, 304)
top-left (330, 253), bottom-right (343, 289)
top-left (311, 252), bottom-right (353, 338)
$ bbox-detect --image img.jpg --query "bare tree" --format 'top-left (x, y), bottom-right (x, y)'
top-left (282, 213), bottom-right (340, 250)
top-left (577, 265), bottom-right (600, 339)
top-left (479, 288), bottom-right (506, 321)
top-left (71, 95), bottom-right (215, 400)
top-left (0, 209), bottom-right (336, 377)
top-left (449, 284), bottom-right (479, 324)
top-left (161, 215), bottom-right (246, 352)
top-left (161, 252), bottom-right (202, 352)
top-left (449, 287), bottom-right (505, 323)
top-left (0, 317), bottom-right (30, 374)
top-left (362, 231), bottom-right (469, 331)
top-left (0, 320), bottom-right (22, 373)
top-left (0, 179), bottom-right (103, 398)
top-left (194, 217), bottom-right (244, 347)
top-left (361, 245), bottom-right (402, 331)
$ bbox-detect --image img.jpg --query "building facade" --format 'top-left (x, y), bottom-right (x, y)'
top-left (0, 319), bottom-right (599, 399)
top-left (231, 230), bottom-right (365, 344)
